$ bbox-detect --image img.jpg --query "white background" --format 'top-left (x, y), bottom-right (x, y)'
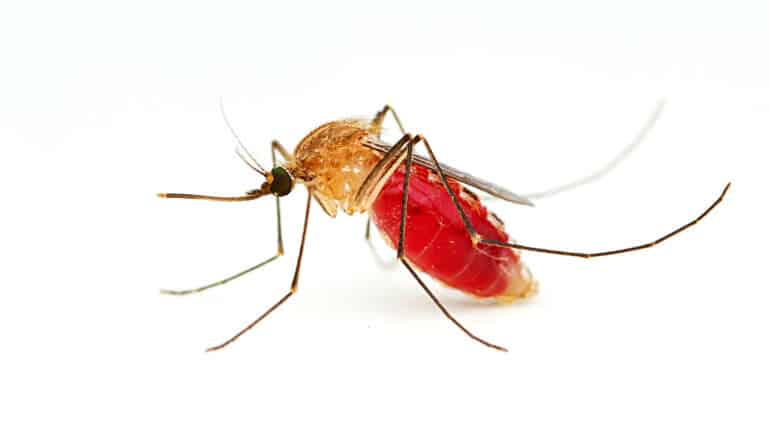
top-left (1, 1), bottom-right (767, 439)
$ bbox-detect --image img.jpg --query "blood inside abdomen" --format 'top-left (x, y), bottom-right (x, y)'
top-left (370, 166), bottom-right (536, 301)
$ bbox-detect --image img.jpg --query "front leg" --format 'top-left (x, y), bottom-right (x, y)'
top-left (159, 140), bottom-right (291, 295)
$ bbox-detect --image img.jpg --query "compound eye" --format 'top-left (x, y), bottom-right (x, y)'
top-left (269, 167), bottom-right (293, 197)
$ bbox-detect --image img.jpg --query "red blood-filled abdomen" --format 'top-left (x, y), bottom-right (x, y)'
top-left (370, 165), bottom-right (537, 302)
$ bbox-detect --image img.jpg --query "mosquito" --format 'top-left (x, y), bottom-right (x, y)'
top-left (157, 102), bottom-right (730, 352)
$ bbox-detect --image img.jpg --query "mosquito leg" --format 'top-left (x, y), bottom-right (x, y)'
top-left (409, 134), bottom-right (731, 259)
top-left (401, 261), bottom-right (507, 352)
top-left (160, 255), bottom-right (281, 295)
top-left (365, 106), bottom-right (408, 240)
top-left (369, 104), bottom-right (407, 137)
top-left (159, 142), bottom-right (290, 295)
top-left (521, 100), bottom-right (666, 200)
top-left (475, 101), bottom-right (666, 203)
top-left (157, 191), bottom-right (266, 202)
top-left (367, 248), bottom-right (397, 270)
top-left (356, 133), bottom-right (509, 349)
top-left (481, 183), bottom-right (730, 257)
top-left (359, 132), bottom-right (399, 265)
top-left (394, 137), bottom-right (507, 352)
top-left (206, 189), bottom-right (313, 352)
top-left (365, 224), bottom-right (399, 270)
top-left (358, 134), bottom-right (410, 263)
top-left (271, 139), bottom-right (293, 162)
top-left (353, 134), bottom-right (412, 210)
top-left (362, 132), bottom-right (406, 268)
top-left (396, 141), bottom-right (415, 259)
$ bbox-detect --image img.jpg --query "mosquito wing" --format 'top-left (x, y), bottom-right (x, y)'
top-left (363, 139), bottom-right (534, 207)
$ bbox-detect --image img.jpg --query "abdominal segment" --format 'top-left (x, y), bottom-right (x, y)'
top-left (370, 165), bottom-right (537, 302)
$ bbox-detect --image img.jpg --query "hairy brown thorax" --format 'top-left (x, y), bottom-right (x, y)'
top-left (288, 119), bottom-right (382, 216)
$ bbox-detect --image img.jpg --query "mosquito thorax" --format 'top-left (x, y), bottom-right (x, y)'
top-left (269, 166), bottom-right (294, 197)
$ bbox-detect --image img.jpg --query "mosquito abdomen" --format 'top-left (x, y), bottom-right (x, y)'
top-left (370, 165), bottom-right (538, 302)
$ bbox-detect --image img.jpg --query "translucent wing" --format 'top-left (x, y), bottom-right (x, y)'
top-left (363, 139), bottom-right (534, 207)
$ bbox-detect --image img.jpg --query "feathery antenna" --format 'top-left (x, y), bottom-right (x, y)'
top-left (219, 98), bottom-right (268, 176)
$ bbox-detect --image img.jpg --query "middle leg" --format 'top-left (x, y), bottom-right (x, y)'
top-left (366, 105), bottom-right (407, 241)
top-left (395, 136), bottom-right (507, 352)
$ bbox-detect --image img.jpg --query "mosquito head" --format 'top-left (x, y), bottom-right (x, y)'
top-left (268, 166), bottom-right (294, 197)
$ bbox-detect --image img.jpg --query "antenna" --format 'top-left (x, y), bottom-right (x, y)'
top-left (219, 98), bottom-right (267, 176)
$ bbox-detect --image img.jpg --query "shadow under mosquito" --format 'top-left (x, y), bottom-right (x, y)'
top-left (317, 275), bottom-right (535, 323)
